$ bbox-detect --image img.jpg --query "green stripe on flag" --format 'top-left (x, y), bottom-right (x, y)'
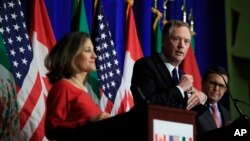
top-left (191, 35), bottom-right (195, 51)
top-left (0, 34), bottom-right (11, 70)
top-left (71, 0), bottom-right (89, 33)
top-left (71, 0), bottom-right (100, 103)
top-left (155, 22), bottom-right (162, 53)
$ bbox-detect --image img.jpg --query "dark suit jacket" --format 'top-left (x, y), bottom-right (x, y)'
top-left (196, 102), bottom-right (230, 134)
top-left (131, 53), bottom-right (187, 109)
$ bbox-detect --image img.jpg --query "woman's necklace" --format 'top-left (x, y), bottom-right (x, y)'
top-left (71, 77), bottom-right (88, 92)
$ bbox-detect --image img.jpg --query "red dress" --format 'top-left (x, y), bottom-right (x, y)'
top-left (45, 79), bottom-right (101, 140)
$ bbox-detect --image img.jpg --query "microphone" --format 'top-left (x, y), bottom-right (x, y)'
top-left (210, 70), bottom-right (247, 118)
top-left (137, 86), bottom-right (150, 104)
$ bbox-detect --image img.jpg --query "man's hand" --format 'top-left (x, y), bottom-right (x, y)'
top-left (178, 74), bottom-right (193, 92)
top-left (186, 87), bottom-right (207, 110)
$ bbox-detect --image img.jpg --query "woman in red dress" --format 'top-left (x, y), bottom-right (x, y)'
top-left (44, 32), bottom-right (110, 140)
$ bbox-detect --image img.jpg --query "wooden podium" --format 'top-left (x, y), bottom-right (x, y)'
top-left (148, 105), bottom-right (197, 141)
top-left (48, 103), bottom-right (197, 141)
top-left (74, 103), bottom-right (197, 141)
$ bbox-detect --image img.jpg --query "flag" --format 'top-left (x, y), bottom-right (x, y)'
top-left (0, 32), bottom-right (19, 139)
top-left (169, 135), bottom-right (180, 141)
top-left (122, 3), bottom-right (144, 112)
top-left (152, 8), bottom-right (162, 53)
top-left (27, 0), bottom-right (56, 139)
top-left (0, 0), bottom-right (34, 140)
top-left (71, 0), bottom-right (100, 105)
top-left (0, 0), bottom-right (56, 140)
top-left (92, 0), bottom-right (128, 115)
top-left (180, 40), bottom-right (202, 91)
top-left (154, 21), bottom-right (162, 53)
top-left (190, 35), bottom-right (195, 51)
top-left (71, 0), bottom-right (89, 33)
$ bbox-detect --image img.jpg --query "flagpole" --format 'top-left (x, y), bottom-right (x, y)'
top-left (163, 0), bottom-right (174, 25)
top-left (154, 0), bottom-right (157, 9)
top-left (94, 0), bottom-right (99, 17)
top-left (181, 0), bottom-right (187, 22)
top-left (188, 8), bottom-right (196, 35)
top-left (163, 0), bottom-right (168, 21)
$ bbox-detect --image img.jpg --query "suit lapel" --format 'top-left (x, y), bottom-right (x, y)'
top-left (218, 104), bottom-right (229, 126)
top-left (152, 54), bottom-right (173, 86)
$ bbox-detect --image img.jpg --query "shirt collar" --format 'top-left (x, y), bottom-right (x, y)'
top-left (159, 53), bottom-right (179, 75)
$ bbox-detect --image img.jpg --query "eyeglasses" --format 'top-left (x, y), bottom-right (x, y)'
top-left (208, 80), bottom-right (227, 90)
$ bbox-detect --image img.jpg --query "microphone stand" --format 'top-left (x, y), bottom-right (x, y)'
top-left (213, 71), bottom-right (248, 119)
top-left (137, 87), bottom-right (150, 104)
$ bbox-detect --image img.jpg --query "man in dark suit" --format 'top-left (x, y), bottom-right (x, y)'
top-left (196, 66), bottom-right (231, 134)
top-left (131, 20), bottom-right (207, 110)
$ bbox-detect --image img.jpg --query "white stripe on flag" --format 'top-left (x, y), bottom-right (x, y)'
top-left (20, 89), bottom-right (46, 141)
top-left (17, 59), bottom-right (39, 111)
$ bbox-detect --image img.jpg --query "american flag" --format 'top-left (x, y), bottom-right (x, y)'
top-left (92, 0), bottom-right (125, 115)
top-left (0, 0), bottom-right (55, 140)
top-left (0, 0), bottom-right (32, 90)
top-left (0, 0), bottom-right (34, 140)
top-left (169, 135), bottom-right (180, 141)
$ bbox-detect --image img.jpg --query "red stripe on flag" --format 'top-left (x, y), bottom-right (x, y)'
top-left (117, 92), bottom-right (128, 114)
top-left (29, 107), bottom-right (46, 141)
top-left (104, 100), bottom-right (114, 114)
top-left (127, 91), bottom-right (134, 108)
top-left (117, 90), bottom-right (134, 114)
top-left (19, 73), bottom-right (42, 129)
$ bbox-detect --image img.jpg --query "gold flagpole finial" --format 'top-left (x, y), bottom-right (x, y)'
top-left (126, 0), bottom-right (134, 20)
top-left (152, 7), bottom-right (162, 32)
top-left (126, 0), bottom-right (134, 6)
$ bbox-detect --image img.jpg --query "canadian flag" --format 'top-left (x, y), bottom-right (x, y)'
top-left (119, 4), bottom-right (143, 112)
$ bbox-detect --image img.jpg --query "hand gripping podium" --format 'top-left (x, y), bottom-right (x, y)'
top-left (76, 103), bottom-right (197, 141)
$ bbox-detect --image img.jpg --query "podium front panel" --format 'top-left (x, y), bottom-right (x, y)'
top-left (148, 105), bottom-right (197, 141)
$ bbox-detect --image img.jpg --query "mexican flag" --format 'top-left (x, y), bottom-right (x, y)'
top-left (0, 33), bottom-right (19, 140)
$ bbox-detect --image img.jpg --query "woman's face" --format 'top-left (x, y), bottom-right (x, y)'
top-left (75, 38), bottom-right (97, 73)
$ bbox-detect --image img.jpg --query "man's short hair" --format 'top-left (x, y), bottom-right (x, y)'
top-left (162, 20), bottom-right (191, 37)
top-left (202, 66), bottom-right (229, 83)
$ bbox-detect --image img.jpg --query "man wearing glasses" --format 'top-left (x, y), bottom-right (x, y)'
top-left (196, 66), bottom-right (231, 134)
